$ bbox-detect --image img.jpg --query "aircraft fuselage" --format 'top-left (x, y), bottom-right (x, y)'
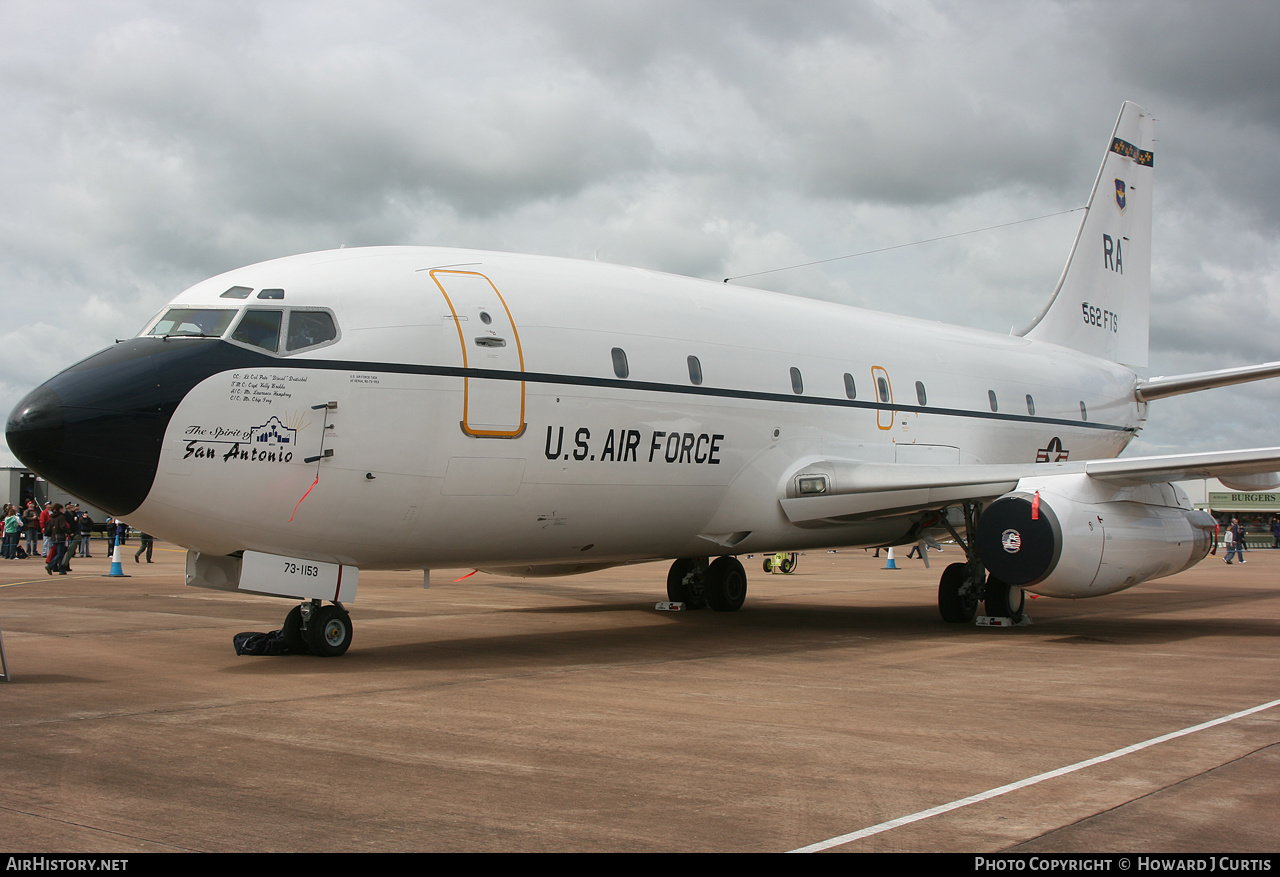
top-left (9, 246), bottom-right (1143, 573)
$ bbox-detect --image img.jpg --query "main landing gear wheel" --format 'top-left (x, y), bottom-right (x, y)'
top-left (705, 556), bottom-right (747, 612)
top-left (938, 562), bottom-right (979, 623)
top-left (667, 557), bottom-right (708, 610)
top-left (984, 577), bottom-right (1025, 622)
top-left (307, 604), bottom-right (353, 657)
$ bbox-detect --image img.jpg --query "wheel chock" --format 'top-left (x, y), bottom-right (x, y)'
top-left (976, 615), bottom-right (1032, 627)
top-left (655, 601), bottom-right (686, 611)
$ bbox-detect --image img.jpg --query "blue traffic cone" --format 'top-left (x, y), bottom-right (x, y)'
top-left (108, 535), bottom-right (129, 577)
top-left (884, 547), bottom-right (898, 570)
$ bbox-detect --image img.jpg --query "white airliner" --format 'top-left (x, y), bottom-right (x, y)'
top-left (8, 102), bottom-right (1280, 656)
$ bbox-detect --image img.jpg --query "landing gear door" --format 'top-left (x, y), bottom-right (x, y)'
top-left (430, 270), bottom-right (527, 438)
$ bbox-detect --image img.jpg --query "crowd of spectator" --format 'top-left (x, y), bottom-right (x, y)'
top-left (1, 499), bottom-right (131, 573)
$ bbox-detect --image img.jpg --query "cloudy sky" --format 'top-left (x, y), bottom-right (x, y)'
top-left (2, 0), bottom-right (1277, 466)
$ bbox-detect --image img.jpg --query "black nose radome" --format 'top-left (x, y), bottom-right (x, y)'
top-left (6, 384), bottom-right (67, 472)
top-left (6, 338), bottom-right (275, 516)
top-left (7, 343), bottom-right (168, 515)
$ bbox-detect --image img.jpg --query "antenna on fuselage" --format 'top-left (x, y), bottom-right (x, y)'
top-left (721, 208), bottom-right (1083, 284)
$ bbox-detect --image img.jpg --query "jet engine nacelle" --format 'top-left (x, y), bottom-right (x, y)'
top-left (974, 474), bottom-right (1217, 598)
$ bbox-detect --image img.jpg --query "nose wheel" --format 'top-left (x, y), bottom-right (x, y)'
top-left (282, 600), bottom-right (353, 657)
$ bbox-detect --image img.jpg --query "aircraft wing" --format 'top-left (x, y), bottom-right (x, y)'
top-left (780, 447), bottom-right (1280, 526)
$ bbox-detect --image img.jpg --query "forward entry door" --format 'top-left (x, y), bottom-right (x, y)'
top-left (430, 270), bottom-right (526, 437)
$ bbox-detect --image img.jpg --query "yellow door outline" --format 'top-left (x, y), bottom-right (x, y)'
top-left (430, 269), bottom-right (526, 438)
top-left (871, 365), bottom-right (894, 431)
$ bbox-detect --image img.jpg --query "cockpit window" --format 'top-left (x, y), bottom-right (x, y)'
top-left (257, 288), bottom-right (285, 300)
top-left (286, 311), bottom-right (338, 351)
top-left (146, 304), bottom-right (337, 355)
top-left (147, 308), bottom-right (237, 338)
top-left (220, 286), bottom-right (253, 299)
top-left (231, 310), bottom-right (283, 352)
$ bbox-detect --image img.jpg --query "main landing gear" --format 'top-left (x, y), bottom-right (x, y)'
top-left (282, 600), bottom-right (353, 657)
top-left (936, 502), bottom-right (1025, 624)
top-left (666, 556), bottom-right (747, 611)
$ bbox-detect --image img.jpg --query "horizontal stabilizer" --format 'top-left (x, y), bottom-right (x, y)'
top-left (1135, 361), bottom-right (1280, 401)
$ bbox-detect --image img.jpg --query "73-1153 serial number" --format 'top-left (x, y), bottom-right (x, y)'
top-left (283, 562), bottom-right (320, 577)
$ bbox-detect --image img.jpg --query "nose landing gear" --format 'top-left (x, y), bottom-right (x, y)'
top-left (282, 600), bottom-right (353, 656)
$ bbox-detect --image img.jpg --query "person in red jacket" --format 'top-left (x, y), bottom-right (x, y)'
top-left (43, 503), bottom-right (71, 575)
top-left (38, 503), bottom-right (52, 558)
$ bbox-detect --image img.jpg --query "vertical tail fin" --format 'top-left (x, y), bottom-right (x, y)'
top-left (1022, 102), bottom-right (1154, 367)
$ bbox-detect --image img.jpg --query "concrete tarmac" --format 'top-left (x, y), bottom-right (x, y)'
top-left (1, 541), bottom-right (1278, 852)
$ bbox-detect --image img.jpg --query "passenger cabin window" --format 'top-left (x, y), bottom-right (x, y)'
top-left (1080, 401), bottom-right (1088, 421)
top-left (843, 373), bottom-right (856, 400)
top-left (988, 390), bottom-right (999, 412)
top-left (611, 348), bottom-right (629, 379)
top-left (687, 355), bottom-right (703, 386)
top-left (257, 288), bottom-right (285, 300)
top-left (147, 308), bottom-right (236, 338)
top-left (915, 381), bottom-right (927, 406)
top-left (790, 367), bottom-right (804, 395)
top-left (286, 311), bottom-right (338, 351)
top-left (232, 310), bottom-right (283, 352)
top-left (1026, 394), bottom-right (1036, 415)
top-left (876, 376), bottom-right (889, 403)
top-left (220, 286), bottom-right (252, 299)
